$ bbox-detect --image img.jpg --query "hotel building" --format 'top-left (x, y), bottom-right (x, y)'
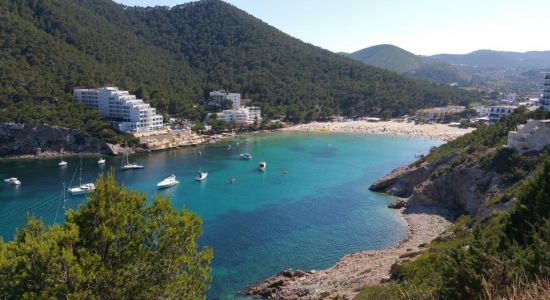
top-left (414, 106), bottom-right (465, 123)
top-left (219, 106), bottom-right (262, 124)
top-left (74, 87), bottom-right (163, 132)
top-left (209, 91), bottom-right (241, 109)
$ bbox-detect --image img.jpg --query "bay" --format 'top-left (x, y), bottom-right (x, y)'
top-left (0, 131), bottom-right (441, 299)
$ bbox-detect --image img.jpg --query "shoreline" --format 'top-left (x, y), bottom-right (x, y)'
top-left (1, 121), bottom-right (470, 160)
top-left (283, 120), bottom-right (474, 141)
top-left (246, 205), bottom-right (454, 299)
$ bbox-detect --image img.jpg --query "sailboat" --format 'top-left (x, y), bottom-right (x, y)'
top-left (121, 141), bottom-right (144, 170)
top-left (68, 156), bottom-right (95, 195)
top-left (59, 148), bottom-right (68, 167)
top-left (97, 145), bottom-right (105, 165)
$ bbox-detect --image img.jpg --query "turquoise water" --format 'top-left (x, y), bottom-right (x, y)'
top-left (0, 132), bottom-right (440, 299)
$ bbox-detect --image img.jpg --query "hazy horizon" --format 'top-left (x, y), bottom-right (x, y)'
top-left (113, 0), bottom-right (550, 56)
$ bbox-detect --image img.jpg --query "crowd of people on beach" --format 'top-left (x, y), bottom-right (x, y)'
top-left (286, 121), bottom-right (473, 142)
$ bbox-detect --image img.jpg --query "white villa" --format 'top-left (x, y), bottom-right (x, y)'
top-left (209, 91), bottom-right (241, 109)
top-left (74, 87), bottom-right (163, 132)
top-left (507, 119), bottom-right (550, 153)
top-left (488, 105), bottom-right (516, 124)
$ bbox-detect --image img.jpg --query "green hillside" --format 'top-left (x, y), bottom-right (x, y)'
top-left (357, 107), bottom-right (550, 299)
top-left (1, 0), bottom-right (479, 134)
top-left (345, 44), bottom-right (423, 73)
top-left (345, 44), bottom-right (472, 85)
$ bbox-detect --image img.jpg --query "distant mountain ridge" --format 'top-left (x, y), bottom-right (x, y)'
top-left (343, 45), bottom-right (472, 84)
top-left (432, 49), bottom-right (550, 69)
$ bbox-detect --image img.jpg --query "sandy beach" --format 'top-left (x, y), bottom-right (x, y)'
top-left (283, 120), bottom-right (474, 141)
top-left (247, 206), bottom-right (454, 299)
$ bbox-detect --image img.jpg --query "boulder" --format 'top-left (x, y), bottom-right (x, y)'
top-left (246, 269), bottom-right (309, 298)
top-left (437, 231), bottom-right (455, 242)
top-left (388, 200), bottom-right (405, 209)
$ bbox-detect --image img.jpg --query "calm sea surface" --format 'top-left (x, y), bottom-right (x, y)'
top-left (0, 131), bottom-right (440, 299)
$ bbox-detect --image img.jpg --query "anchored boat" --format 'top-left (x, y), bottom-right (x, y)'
top-left (157, 175), bottom-right (179, 189)
top-left (258, 160), bottom-right (267, 171)
top-left (68, 156), bottom-right (95, 195)
top-left (195, 171), bottom-right (208, 181)
top-left (4, 177), bottom-right (21, 185)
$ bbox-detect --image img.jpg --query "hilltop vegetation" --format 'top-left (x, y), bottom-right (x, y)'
top-left (344, 44), bottom-right (472, 85)
top-left (357, 108), bottom-right (550, 299)
top-left (1, 0), bottom-right (478, 136)
top-left (344, 44), bottom-right (424, 74)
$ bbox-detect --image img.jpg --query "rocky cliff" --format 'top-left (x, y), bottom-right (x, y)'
top-left (369, 150), bottom-right (510, 217)
top-left (0, 124), bottom-right (112, 157)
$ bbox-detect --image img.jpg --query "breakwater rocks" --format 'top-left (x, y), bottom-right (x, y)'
top-left (0, 124), bottom-right (111, 157)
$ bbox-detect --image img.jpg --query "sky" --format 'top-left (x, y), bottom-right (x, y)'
top-left (114, 0), bottom-right (550, 55)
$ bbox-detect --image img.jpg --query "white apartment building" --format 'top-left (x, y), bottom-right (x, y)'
top-left (74, 87), bottom-right (163, 132)
top-left (209, 91), bottom-right (241, 109)
top-left (474, 106), bottom-right (489, 117)
top-left (508, 119), bottom-right (550, 153)
top-left (488, 105), bottom-right (516, 124)
top-left (220, 106), bottom-right (262, 124)
top-left (220, 109), bottom-right (249, 124)
top-left (247, 106), bottom-right (261, 122)
top-left (540, 74), bottom-right (550, 111)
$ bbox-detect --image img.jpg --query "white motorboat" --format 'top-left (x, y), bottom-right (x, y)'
top-left (121, 163), bottom-right (144, 170)
top-left (98, 145), bottom-right (105, 165)
top-left (195, 171), bottom-right (208, 181)
top-left (59, 149), bottom-right (68, 166)
top-left (157, 175), bottom-right (179, 189)
top-left (240, 153), bottom-right (252, 160)
top-left (258, 160), bottom-right (267, 171)
top-left (4, 177), bottom-right (21, 185)
top-left (121, 141), bottom-right (144, 170)
top-left (68, 156), bottom-right (95, 195)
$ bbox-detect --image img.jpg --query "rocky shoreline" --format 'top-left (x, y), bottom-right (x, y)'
top-left (0, 123), bottom-right (276, 159)
top-left (246, 206), bottom-right (454, 299)
top-left (0, 124), bottom-right (113, 158)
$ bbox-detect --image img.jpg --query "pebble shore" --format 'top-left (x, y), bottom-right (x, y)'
top-left (247, 206), bottom-right (454, 299)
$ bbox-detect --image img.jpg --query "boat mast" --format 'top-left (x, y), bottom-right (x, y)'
top-left (79, 155), bottom-right (83, 186)
top-left (125, 140), bottom-right (129, 165)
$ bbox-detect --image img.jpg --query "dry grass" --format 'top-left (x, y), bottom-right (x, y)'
top-left (484, 277), bottom-right (550, 300)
